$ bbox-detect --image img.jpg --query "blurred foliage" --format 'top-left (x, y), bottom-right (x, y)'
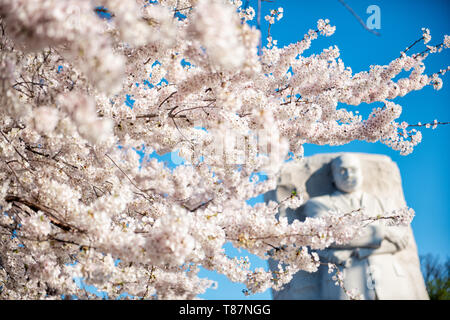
top-left (420, 254), bottom-right (450, 300)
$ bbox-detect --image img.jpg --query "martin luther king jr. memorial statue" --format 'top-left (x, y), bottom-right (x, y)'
top-left (264, 153), bottom-right (429, 300)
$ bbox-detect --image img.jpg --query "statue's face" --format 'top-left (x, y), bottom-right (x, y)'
top-left (331, 155), bottom-right (363, 193)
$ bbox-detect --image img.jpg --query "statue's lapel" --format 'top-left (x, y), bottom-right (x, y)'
top-left (330, 191), bottom-right (353, 212)
top-left (360, 192), bottom-right (368, 209)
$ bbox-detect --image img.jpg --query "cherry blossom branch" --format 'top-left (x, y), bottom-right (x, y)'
top-left (4, 195), bottom-right (84, 233)
top-left (400, 36), bottom-right (424, 58)
top-left (413, 42), bottom-right (444, 59)
top-left (325, 262), bottom-right (363, 300)
top-left (407, 121), bottom-right (450, 128)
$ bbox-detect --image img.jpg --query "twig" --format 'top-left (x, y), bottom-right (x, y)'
top-left (413, 42), bottom-right (444, 59)
top-left (171, 100), bottom-right (216, 117)
top-left (399, 36), bottom-right (424, 58)
top-left (104, 154), bottom-right (155, 204)
top-left (407, 121), bottom-right (450, 128)
top-left (157, 91), bottom-right (177, 108)
top-left (173, 6), bottom-right (192, 13)
top-left (105, 153), bottom-right (141, 192)
top-left (24, 144), bottom-right (79, 170)
top-left (0, 130), bottom-right (34, 170)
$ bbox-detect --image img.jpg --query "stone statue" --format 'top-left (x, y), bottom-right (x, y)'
top-left (265, 153), bottom-right (429, 300)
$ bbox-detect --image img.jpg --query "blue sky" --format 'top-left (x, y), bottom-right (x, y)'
top-left (195, 0), bottom-right (450, 300)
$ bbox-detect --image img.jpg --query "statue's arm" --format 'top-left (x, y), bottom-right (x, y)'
top-left (338, 194), bottom-right (411, 253)
top-left (323, 225), bottom-right (407, 263)
top-left (331, 225), bottom-right (384, 249)
top-left (355, 241), bottom-right (398, 259)
top-left (330, 196), bottom-right (410, 250)
top-left (333, 224), bottom-right (411, 256)
top-left (302, 200), bottom-right (385, 249)
top-left (302, 199), bottom-right (410, 264)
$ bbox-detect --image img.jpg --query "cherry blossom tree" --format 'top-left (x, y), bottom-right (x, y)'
top-left (0, 0), bottom-right (448, 300)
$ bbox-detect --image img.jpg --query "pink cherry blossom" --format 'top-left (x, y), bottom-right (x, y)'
top-left (0, 0), bottom-right (447, 300)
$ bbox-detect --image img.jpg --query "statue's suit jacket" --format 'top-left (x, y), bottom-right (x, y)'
top-left (272, 190), bottom-right (429, 300)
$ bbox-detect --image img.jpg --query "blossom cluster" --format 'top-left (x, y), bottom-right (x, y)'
top-left (0, 0), bottom-right (447, 300)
